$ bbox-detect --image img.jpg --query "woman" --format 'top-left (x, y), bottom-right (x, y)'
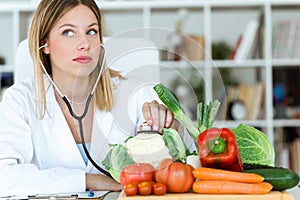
top-left (0, 0), bottom-right (175, 196)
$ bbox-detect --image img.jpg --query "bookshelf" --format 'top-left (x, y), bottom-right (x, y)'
top-left (0, 0), bottom-right (300, 176)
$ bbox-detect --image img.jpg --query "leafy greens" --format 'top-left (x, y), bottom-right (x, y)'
top-left (102, 144), bottom-right (135, 182)
top-left (232, 124), bottom-right (275, 166)
top-left (163, 128), bottom-right (186, 163)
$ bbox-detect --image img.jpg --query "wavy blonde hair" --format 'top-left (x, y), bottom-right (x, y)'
top-left (28, 0), bottom-right (123, 118)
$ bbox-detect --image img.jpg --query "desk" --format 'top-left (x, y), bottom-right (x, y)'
top-left (116, 191), bottom-right (295, 200)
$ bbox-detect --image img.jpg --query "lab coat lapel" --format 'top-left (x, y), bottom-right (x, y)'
top-left (87, 110), bottom-right (113, 173)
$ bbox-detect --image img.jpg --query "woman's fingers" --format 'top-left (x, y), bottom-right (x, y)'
top-left (142, 100), bottom-right (174, 133)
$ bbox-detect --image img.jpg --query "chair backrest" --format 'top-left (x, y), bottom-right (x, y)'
top-left (14, 37), bottom-right (160, 84)
top-left (14, 40), bottom-right (34, 84)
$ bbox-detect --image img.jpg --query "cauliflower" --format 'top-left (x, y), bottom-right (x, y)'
top-left (102, 128), bottom-right (188, 183)
top-left (124, 133), bottom-right (172, 168)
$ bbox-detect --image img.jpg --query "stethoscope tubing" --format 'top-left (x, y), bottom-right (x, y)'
top-left (39, 44), bottom-right (112, 178)
top-left (63, 94), bottom-right (112, 178)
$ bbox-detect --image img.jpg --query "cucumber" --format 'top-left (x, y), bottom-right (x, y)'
top-left (243, 163), bottom-right (274, 170)
top-left (244, 167), bottom-right (300, 191)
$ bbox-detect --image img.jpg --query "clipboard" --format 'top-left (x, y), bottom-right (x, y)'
top-left (0, 191), bottom-right (112, 200)
top-left (26, 191), bottom-right (111, 200)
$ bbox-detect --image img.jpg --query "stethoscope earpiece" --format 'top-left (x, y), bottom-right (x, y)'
top-left (39, 43), bottom-right (48, 50)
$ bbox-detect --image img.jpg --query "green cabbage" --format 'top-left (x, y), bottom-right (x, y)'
top-left (232, 124), bottom-right (275, 166)
top-left (102, 144), bottom-right (135, 182)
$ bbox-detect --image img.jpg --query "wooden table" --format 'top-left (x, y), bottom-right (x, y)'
top-left (118, 191), bottom-right (295, 200)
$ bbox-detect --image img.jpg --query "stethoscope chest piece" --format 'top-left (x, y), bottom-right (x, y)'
top-left (137, 122), bottom-right (161, 135)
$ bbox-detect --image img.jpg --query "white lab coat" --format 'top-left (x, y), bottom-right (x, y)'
top-left (0, 75), bottom-right (156, 196)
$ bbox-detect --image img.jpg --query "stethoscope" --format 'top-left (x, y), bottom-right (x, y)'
top-left (39, 43), bottom-right (112, 178)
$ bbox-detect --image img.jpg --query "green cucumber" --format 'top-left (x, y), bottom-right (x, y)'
top-left (244, 167), bottom-right (300, 191)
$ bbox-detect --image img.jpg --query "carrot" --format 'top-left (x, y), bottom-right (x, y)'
top-left (192, 167), bottom-right (264, 183)
top-left (192, 180), bottom-right (273, 194)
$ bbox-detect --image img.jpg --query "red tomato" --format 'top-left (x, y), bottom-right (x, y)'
top-left (124, 183), bottom-right (138, 196)
top-left (153, 182), bottom-right (167, 195)
top-left (155, 158), bottom-right (194, 193)
top-left (120, 163), bottom-right (155, 186)
top-left (138, 181), bottom-right (153, 196)
top-left (155, 158), bottom-right (171, 184)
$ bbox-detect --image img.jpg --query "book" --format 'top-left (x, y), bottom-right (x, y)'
top-left (223, 82), bottom-right (265, 120)
top-left (230, 35), bottom-right (243, 59)
top-left (252, 13), bottom-right (265, 59)
top-left (290, 138), bottom-right (300, 175)
top-left (234, 19), bottom-right (259, 60)
top-left (183, 34), bottom-right (205, 61)
top-left (273, 21), bottom-right (298, 59)
top-left (274, 127), bottom-right (290, 168)
top-left (224, 85), bottom-right (239, 120)
top-left (218, 85), bottom-right (238, 120)
top-left (237, 83), bottom-right (256, 120)
top-left (249, 82), bottom-right (265, 120)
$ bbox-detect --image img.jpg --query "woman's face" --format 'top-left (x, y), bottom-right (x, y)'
top-left (44, 4), bottom-right (101, 80)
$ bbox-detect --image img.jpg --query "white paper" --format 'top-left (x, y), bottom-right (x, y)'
top-left (0, 191), bottom-right (110, 199)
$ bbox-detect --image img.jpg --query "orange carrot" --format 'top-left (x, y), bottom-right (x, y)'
top-left (192, 180), bottom-right (273, 194)
top-left (192, 167), bottom-right (264, 183)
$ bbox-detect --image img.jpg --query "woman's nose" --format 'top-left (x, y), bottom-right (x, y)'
top-left (77, 35), bottom-right (90, 50)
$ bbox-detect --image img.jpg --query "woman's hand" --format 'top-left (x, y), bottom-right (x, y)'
top-left (86, 173), bottom-right (122, 191)
top-left (142, 100), bottom-right (174, 133)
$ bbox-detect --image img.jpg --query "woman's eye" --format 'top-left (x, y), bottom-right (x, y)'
top-left (87, 29), bottom-right (98, 36)
top-left (62, 29), bottom-right (75, 37)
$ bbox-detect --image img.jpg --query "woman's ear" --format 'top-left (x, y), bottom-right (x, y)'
top-left (43, 44), bottom-right (50, 55)
top-left (43, 46), bottom-right (50, 54)
top-left (41, 40), bottom-right (50, 54)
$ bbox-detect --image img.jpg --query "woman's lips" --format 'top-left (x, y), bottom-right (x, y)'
top-left (73, 56), bottom-right (92, 64)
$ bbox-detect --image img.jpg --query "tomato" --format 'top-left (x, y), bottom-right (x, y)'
top-left (124, 183), bottom-right (138, 196)
top-left (120, 163), bottom-right (155, 186)
top-left (138, 181), bottom-right (153, 196)
top-left (153, 182), bottom-right (167, 195)
top-left (155, 158), bottom-right (194, 193)
top-left (155, 158), bottom-right (171, 184)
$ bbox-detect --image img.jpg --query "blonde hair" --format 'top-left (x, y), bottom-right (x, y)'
top-left (28, 0), bottom-right (123, 118)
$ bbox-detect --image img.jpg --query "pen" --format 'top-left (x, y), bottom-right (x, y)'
top-left (28, 194), bottom-right (78, 200)
top-left (87, 189), bottom-right (94, 197)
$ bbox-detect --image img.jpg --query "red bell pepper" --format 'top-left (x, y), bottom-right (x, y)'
top-left (198, 127), bottom-right (244, 172)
